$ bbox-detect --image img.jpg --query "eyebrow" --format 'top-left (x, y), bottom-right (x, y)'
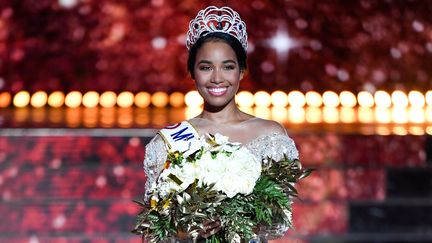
top-left (197, 60), bottom-right (237, 65)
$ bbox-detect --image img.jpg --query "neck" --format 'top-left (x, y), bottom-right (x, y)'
top-left (199, 99), bottom-right (243, 122)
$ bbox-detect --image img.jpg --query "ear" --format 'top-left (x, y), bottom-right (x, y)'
top-left (239, 69), bottom-right (245, 80)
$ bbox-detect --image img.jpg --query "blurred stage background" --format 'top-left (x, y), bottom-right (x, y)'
top-left (1, 0), bottom-right (432, 242)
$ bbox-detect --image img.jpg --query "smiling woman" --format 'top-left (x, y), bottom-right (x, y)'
top-left (193, 40), bottom-right (244, 108)
top-left (135, 6), bottom-right (308, 243)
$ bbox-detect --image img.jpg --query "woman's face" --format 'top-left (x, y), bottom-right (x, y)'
top-left (193, 40), bottom-right (244, 108)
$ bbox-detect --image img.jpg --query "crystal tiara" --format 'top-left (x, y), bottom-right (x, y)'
top-left (186, 6), bottom-right (248, 51)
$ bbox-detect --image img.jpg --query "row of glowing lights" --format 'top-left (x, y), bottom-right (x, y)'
top-left (1, 90), bottom-right (432, 109)
top-left (12, 106), bottom-right (432, 135)
top-left (12, 106), bottom-right (432, 133)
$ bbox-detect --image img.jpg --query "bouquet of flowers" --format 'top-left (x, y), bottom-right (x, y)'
top-left (132, 133), bottom-right (312, 243)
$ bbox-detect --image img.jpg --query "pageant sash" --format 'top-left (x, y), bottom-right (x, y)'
top-left (158, 121), bottom-right (200, 150)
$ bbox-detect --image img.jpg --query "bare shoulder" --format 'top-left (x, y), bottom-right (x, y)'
top-left (249, 117), bottom-right (286, 136)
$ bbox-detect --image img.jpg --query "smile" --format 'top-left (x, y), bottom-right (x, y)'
top-left (207, 87), bottom-right (228, 96)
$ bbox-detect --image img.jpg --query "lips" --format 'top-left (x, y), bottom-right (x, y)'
top-left (207, 87), bottom-right (228, 96)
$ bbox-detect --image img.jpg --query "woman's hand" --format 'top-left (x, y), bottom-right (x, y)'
top-left (198, 219), bottom-right (222, 238)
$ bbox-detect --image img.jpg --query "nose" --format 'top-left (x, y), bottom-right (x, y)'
top-left (211, 68), bottom-right (224, 84)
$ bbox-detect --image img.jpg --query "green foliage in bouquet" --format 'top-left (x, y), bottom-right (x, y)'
top-left (132, 154), bottom-right (312, 242)
top-left (131, 199), bottom-right (176, 241)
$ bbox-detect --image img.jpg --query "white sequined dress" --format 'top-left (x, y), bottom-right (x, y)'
top-left (143, 131), bottom-right (299, 242)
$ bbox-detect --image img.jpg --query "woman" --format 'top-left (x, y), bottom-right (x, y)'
top-left (143, 6), bottom-right (299, 242)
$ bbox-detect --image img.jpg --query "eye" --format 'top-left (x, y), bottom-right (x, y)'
top-left (224, 65), bottom-right (235, 70)
top-left (198, 65), bottom-right (212, 71)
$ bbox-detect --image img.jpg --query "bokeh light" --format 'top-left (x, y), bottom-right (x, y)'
top-left (82, 91), bottom-right (100, 108)
top-left (426, 91), bottom-right (432, 106)
top-left (408, 107), bottom-right (425, 123)
top-left (185, 107), bottom-right (203, 119)
top-left (65, 91), bottom-right (82, 108)
top-left (305, 107), bottom-right (322, 123)
top-left (65, 107), bottom-right (82, 128)
top-left (117, 107), bottom-right (133, 127)
top-left (323, 107), bottom-right (339, 123)
top-left (185, 91), bottom-right (203, 108)
top-left (357, 91), bottom-right (374, 108)
top-left (375, 107), bottom-right (391, 123)
top-left (391, 91), bottom-right (409, 108)
top-left (254, 91), bottom-right (271, 107)
top-left (427, 107), bottom-right (432, 123)
top-left (151, 107), bottom-right (168, 127)
top-left (58, 0), bottom-right (79, 9)
top-left (408, 91), bottom-right (425, 107)
top-left (151, 92), bottom-right (169, 108)
top-left (393, 126), bottom-right (408, 136)
top-left (288, 107), bottom-right (305, 123)
top-left (322, 91), bottom-right (340, 107)
top-left (135, 108), bottom-right (150, 126)
top-left (169, 92), bottom-right (185, 108)
top-left (392, 107), bottom-right (408, 124)
top-left (30, 91), bottom-right (48, 108)
top-left (358, 107), bottom-right (374, 123)
top-left (135, 92), bottom-right (151, 108)
top-left (0, 92), bottom-right (12, 108)
top-left (236, 91), bottom-right (255, 107)
top-left (117, 91), bottom-right (134, 108)
top-left (239, 106), bottom-right (254, 115)
top-left (31, 107), bottom-right (46, 123)
top-left (305, 91), bottom-right (322, 107)
top-left (409, 126), bottom-right (424, 136)
top-left (100, 91), bottom-right (117, 108)
top-left (374, 91), bottom-right (392, 108)
top-left (48, 91), bottom-right (65, 108)
top-left (254, 107), bottom-right (271, 119)
top-left (427, 127), bottom-right (432, 135)
top-left (376, 126), bottom-right (391, 136)
top-left (13, 91), bottom-right (30, 108)
top-left (271, 107), bottom-right (288, 122)
top-left (49, 107), bottom-right (64, 124)
top-left (339, 91), bottom-right (357, 107)
top-left (83, 107), bottom-right (98, 127)
top-left (271, 91), bottom-right (289, 107)
top-left (340, 107), bottom-right (356, 123)
top-left (287, 91), bottom-right (306, 107)
top-left (100, 107), bottom-right (115, 127)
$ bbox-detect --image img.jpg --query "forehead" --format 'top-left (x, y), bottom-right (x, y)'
top-left (195, 40), bottom-right (237, 61)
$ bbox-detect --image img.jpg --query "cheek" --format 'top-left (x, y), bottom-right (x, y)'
top-left (228, 72), bottom-right (242, 85)
top-left (193, 75), bottom-right (207, 88)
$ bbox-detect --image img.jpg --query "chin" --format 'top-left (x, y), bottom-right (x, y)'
top-left (203, 96), bottom-right (234, 108)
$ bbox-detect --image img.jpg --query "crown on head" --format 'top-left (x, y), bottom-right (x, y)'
top-left (186, 6), bottom-right (248, 51)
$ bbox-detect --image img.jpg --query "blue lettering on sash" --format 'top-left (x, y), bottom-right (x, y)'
top-left (170, 127), bottom-right (194, 141)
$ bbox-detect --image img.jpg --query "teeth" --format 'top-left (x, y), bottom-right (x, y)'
top-left (208, 87), bottom-right (227, 93)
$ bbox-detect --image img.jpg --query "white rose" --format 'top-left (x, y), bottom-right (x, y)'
top-left (196, 147), bottom-right (261, 198)
top-left (221, 148), bottom-right (261, 197)
top-left (198, 153), bottom-right (227, 186)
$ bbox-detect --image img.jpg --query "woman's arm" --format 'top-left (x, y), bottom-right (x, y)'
top-left (143, 134), bottom-right (168, 201)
